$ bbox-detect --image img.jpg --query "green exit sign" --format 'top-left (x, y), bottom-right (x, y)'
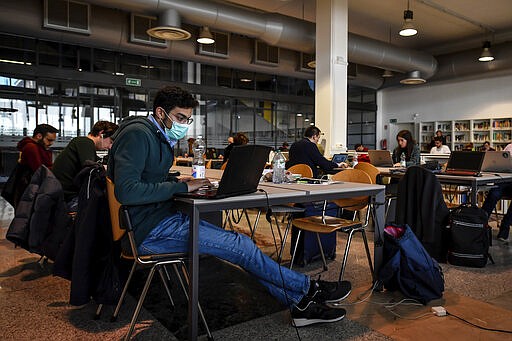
top-left (126, 78), bottom-right (141, 87)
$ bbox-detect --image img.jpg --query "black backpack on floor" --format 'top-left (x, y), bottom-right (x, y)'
top-left (447, 205), bottom-right (494, 268)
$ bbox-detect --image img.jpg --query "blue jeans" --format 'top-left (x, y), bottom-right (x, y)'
top-left (138, 212), bottom-right (310, 306)
top-left (482, 184), bottom-right (512, 239)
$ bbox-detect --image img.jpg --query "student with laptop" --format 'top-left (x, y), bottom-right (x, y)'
top-left (107, 86), bottom-right (350, 327)
top-left (287, 126), bottom-right (346, 177)
top-left (391, 130), bottom-right (421, 167)
top-left (430, 136), bottom-right (451, 154)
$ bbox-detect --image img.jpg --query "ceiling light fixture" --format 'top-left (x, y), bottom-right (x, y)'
top-left (197, 26), bottom-right (215, 44)
top-left (400, 70), bottom-right (426, 85)
top-left (478, 41), bottom-right (494, 62)
top-left (147, 9), bottom-right (191, 41)
top-left (399, 0), bottom-right (417, 37)
top-left (382, 69), bottom-right (394, 78)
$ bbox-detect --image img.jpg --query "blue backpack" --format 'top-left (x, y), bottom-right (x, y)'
top-left (378, 224), bottom-right (444, 304)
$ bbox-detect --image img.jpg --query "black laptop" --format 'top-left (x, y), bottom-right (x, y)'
top-left (175, 144), bottom-right (271, 199)
top-left (443, 151), bottom-right (485, 176)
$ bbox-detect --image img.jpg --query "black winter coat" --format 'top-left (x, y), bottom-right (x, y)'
top-left (6, 165), bottom-right (70, 260)
top-left (395, 166), bottom-right (450, 262)
top-left (53, 162), bottom-right (121, 306)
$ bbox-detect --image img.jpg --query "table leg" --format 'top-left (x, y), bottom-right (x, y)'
top-left (188, 206), bottom-right (200, 340)
top-left (373, 189), bottom-right (385, 284)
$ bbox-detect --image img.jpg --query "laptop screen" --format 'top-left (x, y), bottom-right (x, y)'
top-left (446, 151), bottom-right (485, 172)
top-left (332, 153), bottom-right (348, 164)
top-left (368, 150), bottom-right (393, 167)
top-left (216, 144), bottom-right (271, 197)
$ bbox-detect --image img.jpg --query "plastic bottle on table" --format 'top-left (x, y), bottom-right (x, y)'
top-left (400, 152), bottom-right (406, 167)
top-left (272, 150), bottom-right (286, 184)
top-left (352, 152), bottom-right (358, 167)
top-left (192, 136), bottom-right (206, 179)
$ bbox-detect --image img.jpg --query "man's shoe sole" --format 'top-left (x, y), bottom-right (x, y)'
top-left (323, 288), bottom-right (352, 304)
top-left (292, 314), bottom-right (345, 327)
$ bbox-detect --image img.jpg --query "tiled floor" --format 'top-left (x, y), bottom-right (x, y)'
top-left (1, 201), bottom-right (511, 340)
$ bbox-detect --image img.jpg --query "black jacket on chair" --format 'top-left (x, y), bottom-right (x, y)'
top-left (395, 166), bottom-right (450, 262)
top-left (6, 165), bottom-right (70, 260)
top-left (54, 162), bottom-right (120, 306)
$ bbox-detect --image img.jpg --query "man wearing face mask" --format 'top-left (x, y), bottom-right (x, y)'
top-left (107, 86), bottom-right (350, 327)
top-left (53, 120), bottom-right (118, 210)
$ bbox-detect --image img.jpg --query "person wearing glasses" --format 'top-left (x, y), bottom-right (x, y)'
top-left (107, 86), bottom-right (350, 327)
top-left (52, 120), bottom-right (118, 211)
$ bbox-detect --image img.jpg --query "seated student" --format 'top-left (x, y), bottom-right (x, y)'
top-left (429, 130), bottom-right (447, 149)
top-left (392, 130), bottom-right (421, 167)
top-left (354, 143), bottom-right (370, 163)
top-left (480, 141), bottom-right (495, 151)
top-left (52, 121), bottom-right (118, 210)
top-left (18, 124), bottom-right (58, 172)
top-left (430, 136), bottom-right (451, 154)
top-left (107, 86), bottom-right (350, 327)
top-left (287, 126), bottom-right (345, 178)
top-left (463, 142), bottom-right (474, 151)
top-left (222, 132), bottom-right (248, 164)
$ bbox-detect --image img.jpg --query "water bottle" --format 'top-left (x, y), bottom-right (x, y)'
top-left (352, 152), bottom-right (358, 167)
top-left (272, 151), bottom-right (286, 184)
top-left (400, 152), bottom-right (406, 167)
top-left (192, 136), bottom-right (206, 179)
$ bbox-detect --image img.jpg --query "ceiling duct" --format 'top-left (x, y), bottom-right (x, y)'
top-left (146, 8), bottom-right (191, 40)
top-left (85, 0), bottom-right (437, 81)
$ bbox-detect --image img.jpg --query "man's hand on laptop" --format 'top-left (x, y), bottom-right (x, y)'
top-left (337, 162), bottom-right (348, 168)
top-left (182, 178), bottom-right (212, 192)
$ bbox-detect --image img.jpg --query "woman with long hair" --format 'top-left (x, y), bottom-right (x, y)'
top-left (392, 129), bottom-right (421, 167)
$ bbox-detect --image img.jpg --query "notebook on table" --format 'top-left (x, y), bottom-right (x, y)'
top-left (368, 150), bottom-right (394, 167)
top-left (174, 144), bottom-right (271, 200)
top-left (481, 151), bottom-right (512, 173)
top-left (442, 151), bottom-right (485, 176)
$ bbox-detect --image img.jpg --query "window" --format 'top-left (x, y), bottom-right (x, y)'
top-left (131, 14), bottom-right (167, 47)
top-left (44, 0), bottom-right (90, 34)
top-left (254, 41), bottom-right (279, 66)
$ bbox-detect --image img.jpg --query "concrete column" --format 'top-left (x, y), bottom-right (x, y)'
top-left (314, 0), bottom-right (348, 156)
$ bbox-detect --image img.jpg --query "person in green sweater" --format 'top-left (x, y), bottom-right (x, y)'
top-left (52, 120), bottom-right (118, 210)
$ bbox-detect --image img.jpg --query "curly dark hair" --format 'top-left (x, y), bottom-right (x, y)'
top-left (33, 124), bottom-right (58, 137)
top-left (153, 86), bottom-right (199, 113)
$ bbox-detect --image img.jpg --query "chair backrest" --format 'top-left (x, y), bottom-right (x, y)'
top-left (331, 169), bottom-right (372, 210)
top-left (354, 162), bottom-right (380, 184)
top-left (106, 177), bottom-right (125, 242)
top-left (220, 161), bottom-right (227, 170)
top-left (287, 163), bottom-right (314, 178)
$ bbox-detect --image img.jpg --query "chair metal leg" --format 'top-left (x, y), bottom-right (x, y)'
top-left (94, 304), bottom-right (103, 320)
top-left (158, 267), bottom-right (175, 307)
top-left (125, 265), bottom-right (157, 340)
top-left (277, 215), bottom-right (293, 264)
top-left (112, 260), bottom-right (138, 322)
top-left (338, 229), bottom-right (356, 282)
top-left (361, 229), bottom-right (375, 282)
top-left (173, 263), bottom-right (213, 340)
top-left (315, 232), bottom-right (328, 271)
top-left (250, 209), bottom-right (262, 240)
top-left (289, 230), bottom-right (302, 270)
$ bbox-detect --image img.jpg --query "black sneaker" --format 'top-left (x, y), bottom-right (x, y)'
top-left (291, 300), bottom-right (346, 327)
top-left (309, 279), bottom-right (352, 304)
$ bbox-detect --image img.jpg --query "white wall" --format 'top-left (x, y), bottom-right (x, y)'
top-left (378, 73), bottom-right (512, 147)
